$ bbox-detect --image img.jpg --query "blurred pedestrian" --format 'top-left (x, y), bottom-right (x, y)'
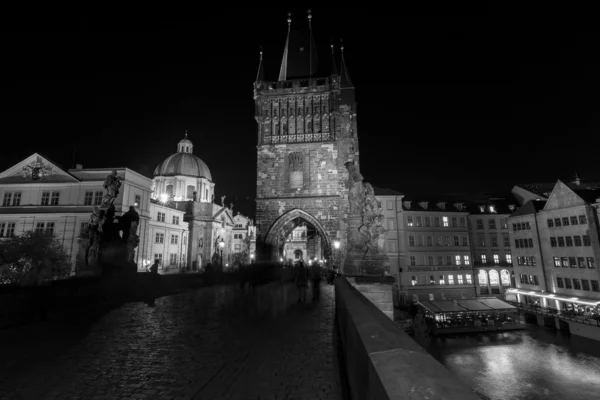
top-left (310, 262), bottom-right (322, 300)
top-left (295, 260), bottom-right (308, 302)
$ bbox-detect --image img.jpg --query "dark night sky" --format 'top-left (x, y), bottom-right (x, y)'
top-left (2, 6), bottom-right (599, 217)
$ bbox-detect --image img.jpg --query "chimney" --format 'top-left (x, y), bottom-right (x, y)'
top-left (76, 164), bottom-right (83, 170)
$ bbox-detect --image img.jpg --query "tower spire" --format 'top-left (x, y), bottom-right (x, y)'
top-left (278, 12), bottom-right (292, 81)
top-left (308, 9), bottom-right (313, 77)
top-left (255, 46), bottom-right (265, 82)
top-left (330, 39), bottom-right (338, 75)
top-left (340, 39), bottom-right (353, 88)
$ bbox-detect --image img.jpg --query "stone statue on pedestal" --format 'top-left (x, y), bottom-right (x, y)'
top-left (345, 161), bottom-right (365, 215)
top-left (84, 206), bottom-right (103, 266)
top-left (102, 170), bottom-right (122, 208)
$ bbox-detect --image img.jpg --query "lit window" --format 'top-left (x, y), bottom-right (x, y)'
top-left (489, 205), bottom-right (496, 213)
top-left (457, 275), bottom-right (464, 284)
top-left (439, 275), bottom-right (445, 285)
top-left (448, 275), bottom-right (454, 284)
top-left (493, 254), bottom-right (499, 264)
top-left (489, 270), bottom-right (499, 285)
top-left (455, 255), bottom-right (461, 266)
top-left (466, 274), bottom-right (472, 284)
top-left (478, 270), bottom-right (488, 284)
top-left (481, 254), bottom-right (487, 264)
top-left (464, 255), bottom-right (470, 265)
top-left (411, 276), bottom-right (417, 286)
top-left (500, 270), bottom-right (510, 286)
top-left (506, 254), bottom-right (512, 264)
top-left (407, 216), bottom-right (414, 227)
top-left (442, 216), bottom-right (449, 227)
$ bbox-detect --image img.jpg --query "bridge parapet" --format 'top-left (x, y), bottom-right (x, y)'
top-left (334, 277), bottom-right (481, 400)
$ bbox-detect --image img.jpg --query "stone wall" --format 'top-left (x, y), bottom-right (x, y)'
top-left (334, 277), bottom-right (481, 400)
top-left (346, 276), bottom-right (394, 320)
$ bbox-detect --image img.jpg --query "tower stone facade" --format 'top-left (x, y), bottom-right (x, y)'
top-left (253, 13), bottom-right (359, 263)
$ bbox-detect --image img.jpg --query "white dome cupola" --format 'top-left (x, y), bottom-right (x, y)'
top-left (152, 131), bottom-right (215, 203)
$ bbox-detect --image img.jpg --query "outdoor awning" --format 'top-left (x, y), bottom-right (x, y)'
top-left (506, 288), bottom-right (600, 306)
top-left (455, 299), bottom-right (493, 311)
top-left (477, 298), bottom-right (517, 311)
top-left (418, 298), bottom-right (519, 315)
top-left (428, 300), bottom-right (468, 313)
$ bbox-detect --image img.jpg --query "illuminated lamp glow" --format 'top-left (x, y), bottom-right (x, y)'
top-left (159, 193), bottom-right (170, 204)
top-left (528, 291), bottom-right (536, 295)
top-left (570, 297), bottom-right (579, 301)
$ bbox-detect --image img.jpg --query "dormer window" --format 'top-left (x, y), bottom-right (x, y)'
top-left (404, 201), bottom-right (412, 210)
top-left (418, 201), bottom-right (428, 210)
top-left (454, 203), bottom-right (464, 211)
top-left (489, 205), bottom-right (496, 213)
top-left (479, 206), bottom-right (485, 213)
top-left (437, 202), bottom-right (446, 210)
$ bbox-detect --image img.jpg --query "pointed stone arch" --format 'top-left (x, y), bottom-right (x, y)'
top-left (264, 208), bottom-right (332, 261)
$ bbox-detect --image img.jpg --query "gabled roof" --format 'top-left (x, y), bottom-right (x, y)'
top-left (401, 196), bottom-right (469, 213)
top-left (0, 153), bottom-right (79, 184)
top-left (515, 180), bottom-right (600, 199)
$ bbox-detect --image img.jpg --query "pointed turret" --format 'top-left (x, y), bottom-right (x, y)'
top-left (330, 41), bottom-right (338, 76)
top-left (255, 46), bottom-right (265, 82)
top-left (277, 10), bottom-right (319, 81)
top-left (278, 13), bottom-right (292, 81)
top-left (340, 40), bottom-right (353, 88)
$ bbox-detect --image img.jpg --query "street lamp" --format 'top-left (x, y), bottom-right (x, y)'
top-left (250, 252), bottom-right (255, 264)
top-left (219, 239), bottom-right (225, 270)
top-left (333, 240), bottom-right (341, 273)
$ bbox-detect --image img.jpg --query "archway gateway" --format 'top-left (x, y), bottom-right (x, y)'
top-left (263, 209), bottom-right (332, 262)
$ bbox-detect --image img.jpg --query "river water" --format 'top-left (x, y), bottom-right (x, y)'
top-left (420, 324), bottom-right (600, 400)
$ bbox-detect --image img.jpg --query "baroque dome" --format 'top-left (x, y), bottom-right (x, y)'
top-left (153, 134), bottom-right (212, 180)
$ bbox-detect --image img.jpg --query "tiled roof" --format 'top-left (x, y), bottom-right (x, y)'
top-left (401, 196), bottom-right (468, 212)
top-left (516, 180), bottom-right (600, 198)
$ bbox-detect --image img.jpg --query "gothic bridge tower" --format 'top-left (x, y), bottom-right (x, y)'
top-left (253, 11), bottom-right (359, 263)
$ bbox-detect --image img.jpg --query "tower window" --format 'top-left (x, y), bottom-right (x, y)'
top-left (288, 152), bottom-right (304, 189)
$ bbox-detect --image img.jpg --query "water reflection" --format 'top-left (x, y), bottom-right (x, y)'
top-left (425, 326), bottom-right (600, 400)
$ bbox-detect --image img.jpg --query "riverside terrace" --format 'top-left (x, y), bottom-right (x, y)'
top-left (415, 298), bottom-right (524, 335)
top-left (0, 269), bottom-right (481, 399)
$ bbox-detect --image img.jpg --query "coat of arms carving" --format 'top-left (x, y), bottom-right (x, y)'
top-left (21, 156), bottom-right (53, 180)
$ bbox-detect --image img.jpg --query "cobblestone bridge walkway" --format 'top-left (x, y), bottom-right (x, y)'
top-left (0, 282), bottom-right (343, 400)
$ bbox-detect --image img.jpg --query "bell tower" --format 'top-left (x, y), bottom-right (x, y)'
top-left (252, 10), bottom-right (360, 263)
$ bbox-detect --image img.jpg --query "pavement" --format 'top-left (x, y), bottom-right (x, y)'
top-left (0, 282), bottom-right (343, 400)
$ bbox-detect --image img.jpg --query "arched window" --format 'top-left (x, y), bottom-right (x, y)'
top-left (489, 270), bottom-right (500, 286)
top-left (478, 270), bottom-right (488, 285)
top-left (166, 185), bottom-right (174, 196)
top-left (186, 185), bottom-right (195, 200)
top-left (501, 269), bottom-right (511, 286)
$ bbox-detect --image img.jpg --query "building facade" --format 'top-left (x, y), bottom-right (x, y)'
top-left (507, 180), bottom-right (600, 314)
top-left (467, 200), bottom-right (517, 298)
top-left (401, 199), bottom-right (476, 303)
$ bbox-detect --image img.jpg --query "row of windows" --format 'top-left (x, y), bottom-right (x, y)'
top-left (550, 235), bottom-right (591, 247)
top-left (155, 233), bottom-right (185, 245)
top-left (156, 212), bottom-right (180, 225)
top-left (478, 269), bottom-right (511, 285)
top-left (409, 255), bottom-right (471, 266)
top-left (519, 274), bottom-right (539, 285)
top-left (547, 215), bottom-right (586, 227)
top-left (411, 274), bottom-right (473, 285)
top-left (514, 238), bottom-right (534, 248)
top-left (407, 215), bottom-right (466, 228)
top-left (552, 256), bottom-right (595, 269)
top-left (478, 254), bottom-right (512, 264)
top-left (409, 235), bottom-right (469, 247)
top-left (516, 256), bottom-right (536, 266)
top-left (4, 191), bottom-right (141, 208)
top-left (34, 222), bottom-right (55, 234)
top-left (477, 234), bottom-right (510, 248)
top-left (233, 233), bottom-right (244, 239)
top-left (512, 222), bottom-right (531, 231)
top-left (557, 277), bottom-right (599, 291)
top-left (476, 218), bottom-right (509, 230)
top-left (0, 222), bottom-right (16, 237)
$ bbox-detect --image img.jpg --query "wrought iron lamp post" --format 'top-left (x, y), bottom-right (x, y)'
top-left (333, 240), bottom-right (341, 274)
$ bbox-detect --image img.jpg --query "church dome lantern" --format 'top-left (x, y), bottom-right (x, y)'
top-left (153, 133), bottom-right (211, 180)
